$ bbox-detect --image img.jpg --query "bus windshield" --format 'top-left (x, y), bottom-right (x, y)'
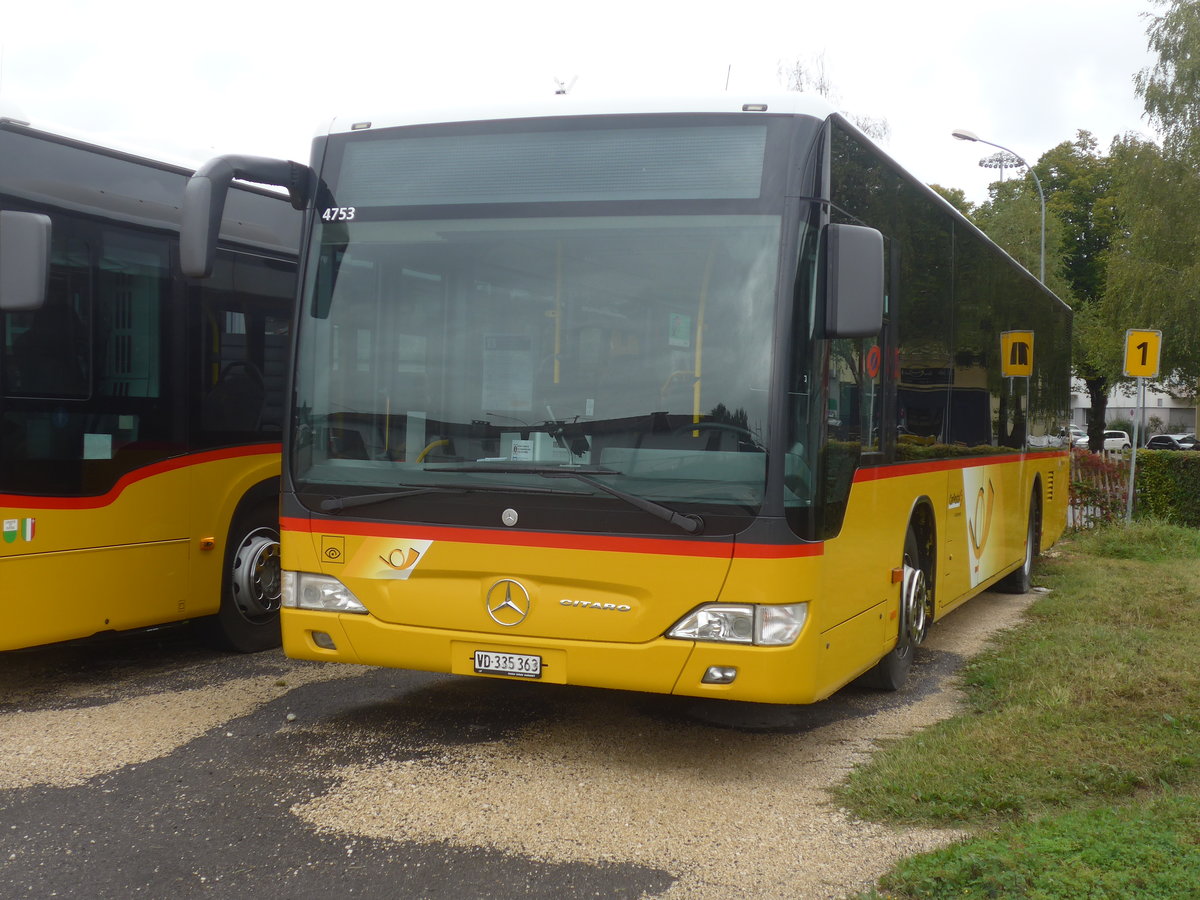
top-left (292, 212), bottom-right (781, 516)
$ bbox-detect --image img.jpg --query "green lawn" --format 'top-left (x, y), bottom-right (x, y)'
top-left (839, 520), bottom-right (1200, 898)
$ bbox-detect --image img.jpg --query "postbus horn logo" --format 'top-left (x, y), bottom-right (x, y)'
top-left (968, 480), bottom-right (996, 560)
top-left (376, 540), bottom-right (432, 580)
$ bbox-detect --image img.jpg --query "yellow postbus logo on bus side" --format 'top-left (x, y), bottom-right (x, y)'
top-left (355, 538), bottom-right (434, 580)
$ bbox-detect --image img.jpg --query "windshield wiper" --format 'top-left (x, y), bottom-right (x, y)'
top-left (427, 463), bottom-right (620, 476)
top-left (318, 478), bottom-right (586, 512)
top-left (427, 464), bottom-right (704, 535)
top-left (320, 486), bottom-right (465, 512)
top-left (542, 470), bottom-right (704, 535)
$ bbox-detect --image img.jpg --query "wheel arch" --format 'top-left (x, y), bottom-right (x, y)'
top-left (1028, 474), bottom-right (1044, 555)
top-left (906, 495), bottom-right (937, 585)
top-left (229, 476), bottom-right (281, 530)
top-left (210, 475), bottom-right (282, 652)
top-left (862, 497), bottom-right (936, 691)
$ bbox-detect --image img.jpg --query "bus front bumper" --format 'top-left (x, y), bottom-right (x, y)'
top-left (281, 608), bottom-right (827, 704)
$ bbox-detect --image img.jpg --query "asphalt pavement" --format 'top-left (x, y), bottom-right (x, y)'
top-left (0, 592), bottom-right (1033, 898)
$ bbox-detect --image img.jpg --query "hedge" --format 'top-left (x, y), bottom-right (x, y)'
top-left (1134, 450), bottom-right (1200, 527)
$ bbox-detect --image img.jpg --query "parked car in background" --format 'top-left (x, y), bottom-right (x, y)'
top-left (1076, 430), bottom-right (1132, 451)
top-left (1145, 433), bottom-right (1200, 450)
top-left (1104, 430), bottom-right (1132, 450)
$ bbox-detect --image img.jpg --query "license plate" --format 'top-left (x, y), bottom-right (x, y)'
top-left (473, 650), bottom-right (542, 679)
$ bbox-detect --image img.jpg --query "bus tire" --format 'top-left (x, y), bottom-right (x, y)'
top-left (211, 501), bottom-right (282, 652)
top-left (997, 491), bottom-right (1040, 594)
top-left (865, 528), bottom-right (929, 691)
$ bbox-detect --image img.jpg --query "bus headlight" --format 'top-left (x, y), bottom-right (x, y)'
top-left (667, 602), bottom-right (807, 646)
top-left (669, 604), bottom-right (755, 643)
top-left (755, 603), bottom-right (807, 645)
top-left (281, 571), bottom-right (369, 614)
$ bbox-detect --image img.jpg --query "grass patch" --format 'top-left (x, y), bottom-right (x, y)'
top-left (876, 793), bottom-right (1200, 899)
top-left (1081, 517), bottom-right (1200, 561)
top-left (841, 520), bottom-right (1200, 897)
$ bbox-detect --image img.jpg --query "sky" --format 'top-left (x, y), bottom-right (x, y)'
top-left (1, 0), bottom-right (1162, 205)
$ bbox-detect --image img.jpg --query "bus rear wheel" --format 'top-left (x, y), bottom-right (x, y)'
top-left (211, 503), bottom-right (282, 652)
top-left (997, 491), bottom-right (1040, 594)
top-left (866, 528), bottom-right (930, 691)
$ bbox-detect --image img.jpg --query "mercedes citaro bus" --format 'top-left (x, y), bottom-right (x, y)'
top-left (1, 118), bottom-right (298, 652)
top-left (179, 94), bottom-right (1070, 702)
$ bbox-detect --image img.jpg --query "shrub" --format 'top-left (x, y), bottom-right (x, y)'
top-left (1134, 450), bottom-right (1200, 527)
top-left (1070, 448), bottom-right (1127, 527)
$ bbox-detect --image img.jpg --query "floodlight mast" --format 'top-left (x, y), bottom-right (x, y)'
top-left (952, 129), bottom-right (1045, 284)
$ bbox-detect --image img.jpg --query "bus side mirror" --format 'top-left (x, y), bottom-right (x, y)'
top-left (824, 223), bottom-right (884, 338)
top-left (0, 210), bottom-right (51, 312)
top-left (181, 155), bottom-right (313, 279)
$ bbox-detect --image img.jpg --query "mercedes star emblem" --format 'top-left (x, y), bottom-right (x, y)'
top-left (486, 579), bottom-right (531, 627)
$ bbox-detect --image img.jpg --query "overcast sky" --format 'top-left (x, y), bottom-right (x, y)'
top-left (2, 0), bottom-right (1160, 204)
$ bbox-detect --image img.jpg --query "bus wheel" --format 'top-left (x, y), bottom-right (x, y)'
top-left (998, 492), bottom-right (1040, 594)
top-left (866, 528), bottom-right (930, 691)
top-left (212, 503), bottom-right (282, 652)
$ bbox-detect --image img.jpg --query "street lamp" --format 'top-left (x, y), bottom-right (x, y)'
top-left (952, 128), bottom-right (1045, 284)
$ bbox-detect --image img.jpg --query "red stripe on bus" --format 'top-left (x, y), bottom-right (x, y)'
top-left (0, 444), bottom-right (281, 510)
top-left (282, 516), bottom-right (824, 559)
top-left (733, 542), bottom-right (823, 559)
top-left (853, 449), bottom-right (1067, 482)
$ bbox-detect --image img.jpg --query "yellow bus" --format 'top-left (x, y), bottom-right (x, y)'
top-left (0, 119), bottom-right (299, 652)
top-left (181, 95), bottom-right (1071, 702)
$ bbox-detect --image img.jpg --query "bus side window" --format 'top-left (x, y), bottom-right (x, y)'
top-left (197, 253), bottom-right (292, 440)
top-left (5, 235), bottom-right (92, 400)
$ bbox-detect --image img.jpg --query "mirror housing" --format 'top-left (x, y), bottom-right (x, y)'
top-left (181, 155), bottom-right (313, 278)
top-left (0, 210), bottom-right (51, 312)
top-left (824, 223), bottom-right (884, 338)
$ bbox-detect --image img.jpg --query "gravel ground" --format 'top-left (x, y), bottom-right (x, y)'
top-left (292, 591), bottom-right (1038, 899)
top-left (0, 666), bottom-right (345, 790)
top-left (0, 591), bottom-right (1037, 898)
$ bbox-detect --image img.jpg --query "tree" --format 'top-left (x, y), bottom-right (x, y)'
top-left (1037, 132), bottom-right (1115, 309)
top-left (1034, 132), bottom-right (1124, 448)
top-left (971, 175), bottom-right (1071, 300)
top-left (929, 184), bottom-right (974, 217)
top-left (778, 54), bottom-right (836, 100)
top-left (1136, 0), bottom-right (1200, 155)
top-left (778, 54), bottom-right (890, 142)
top-left (964, 133), bottom-right (1131, 451)
top-left (1104, 0), bottom-right (1200, 395)
top-left (1104, 134), bottom-right (1200, 386)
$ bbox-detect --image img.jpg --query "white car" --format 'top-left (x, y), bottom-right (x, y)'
top-left (1075, 429), bottom-right (1131, 451)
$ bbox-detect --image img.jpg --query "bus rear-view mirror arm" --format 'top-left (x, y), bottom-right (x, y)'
top-left (824, 222), bottom-right (884, 338)
top-left (181, 155), bottom-right (313, 278)
top-left (0, 210), bottom-right (51, 312)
